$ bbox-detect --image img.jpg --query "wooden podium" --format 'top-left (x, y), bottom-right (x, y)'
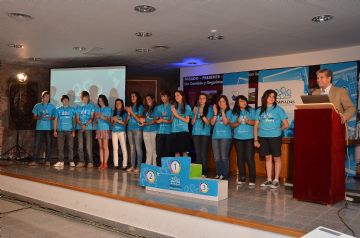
top-left (293, 103), bottom-right (346, 205)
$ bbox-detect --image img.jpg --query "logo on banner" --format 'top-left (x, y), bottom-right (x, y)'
top-left (200, 183), bottom-right (209, 193)
top-left (275, 86), bottom-right (295, 104)
top-left (145, 170), bottom-right (156, 183)
top-left (170, 160), bottom-right (181, 174)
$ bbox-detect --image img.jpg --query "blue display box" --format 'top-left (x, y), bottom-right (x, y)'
top-left (139, 157), bottom-right (228, 201)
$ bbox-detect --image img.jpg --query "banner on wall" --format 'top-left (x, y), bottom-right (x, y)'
top-left (258, 67), bottom-right (309, 137)
top-left (222, 72), bottom-right (250, 108)
top-left (183, 74), bottom-right (223, 106)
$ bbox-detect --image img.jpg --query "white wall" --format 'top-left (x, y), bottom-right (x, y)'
top-left (180, 45), bottom-right (360, 89)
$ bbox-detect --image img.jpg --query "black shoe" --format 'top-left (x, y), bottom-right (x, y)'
top-left (260, 180), bottom-right (272, 187)
top-left (270, 180), bottom-right (280, 189)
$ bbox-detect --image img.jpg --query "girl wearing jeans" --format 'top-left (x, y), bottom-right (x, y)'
top-left (125, 92), bottom-right (144, 173)
top-left (140, 95), bottom-right (158, 165)
top-left (95, 95), bottom-right (112, 169)
top-left (191, 93), bottom-right (213, 177)
top-left (230, 95), bottom-right (256, 186)
top-left (254, 90), bottom-right (288, 189)
top-left (210, 95), bottom-right (232, 180)
top-left (111, 99), bottom-right (128, 170)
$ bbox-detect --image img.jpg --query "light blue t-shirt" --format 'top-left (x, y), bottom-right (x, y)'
top-left (96, 106), bottom-right (112, 131)
top-left (212, 110), bottom-right (232, 139)
top-left (32, 102), bottom-right (56, 130)
top-left (231, 108), bottom-right (255, 140)
top-left (127, 105), bottom-right (144, 131)
top-left (55, 106), bottom-right (76, 131)
top-left (255, 105), bottom-right (288, 138)
top-left (192, 107), bottom-right (214, 136)
top-left (76, 103), bottom-right (95, 130)
top-left (154, 104), bottom-right (172, 134)
top-left (112, 111), bottom-right (127, 132)
top-left (143, 110), bottom-right (158, 132)
top-left (171, 104), bottom-right (192, 133)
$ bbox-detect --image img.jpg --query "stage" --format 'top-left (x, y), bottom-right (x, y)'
top-left (1, 161), bottom-right (360, 237)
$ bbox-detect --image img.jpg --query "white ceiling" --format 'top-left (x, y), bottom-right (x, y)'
top-left (1, 0), bottom-right (360, 73)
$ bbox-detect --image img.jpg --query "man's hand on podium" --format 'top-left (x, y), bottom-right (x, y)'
top-left (340, 113), bottom-right (346, 124)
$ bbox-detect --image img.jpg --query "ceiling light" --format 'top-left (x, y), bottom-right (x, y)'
top-left (16, 73), bottom-right (28, 83)
top-left (73, 46), bottom-right (87, 51)
top-left (7, 12), bottom-right (33, 21)
top-left (187, 62), bottom-right (197, 65)
top-left (135, 48), bottom-right (152, 53)
top-left (134, 5), bottom-right (156, 13)
top-left (135, 32), bottom-right (153, 37)
top-left (7, 43), bottom-right (24, 49)
top-left (152, 45), bottom-right (170, 50)
top-left (208, 29), bottom-right (224, 40)
top-left (312, 14), bottom-right (334, 23)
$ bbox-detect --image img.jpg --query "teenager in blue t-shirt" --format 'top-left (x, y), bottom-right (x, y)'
top-left (154, 90), bottom-right (172, 166)
top-left (75, 91), bottom-right (95, 168)
top-left (254, 89), bottom-right (289, 189)
top-left (191, 93), bottom-right (213, 177)
top-left (29, 91), bottom-right (56, 166)
top-left (53, 95), bottom-right (76, 168)
top-left (210, 95), bottom-right (232, 180)
top-left (111, 98), bottom-right (128, 170)
top-left (95, 95), bottom-right (112, 169)
top-left (230, 95), bottom-right (256, 186)
top-left (139, 94), bottom-right (158, 165)
top-left (170, 90), bottom-right (192, 157)
top-left (125, 92), bottom-right (144, 173)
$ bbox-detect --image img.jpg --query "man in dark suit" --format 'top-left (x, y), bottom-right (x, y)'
top-left (312, 69), bottom-right (355, 123)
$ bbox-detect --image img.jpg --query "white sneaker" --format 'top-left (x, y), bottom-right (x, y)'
top-left (249, 182), bottom-right (256, 187)
top-left (219, 175), bottom-right (224, 180)
top-left (69, 162), bottom-right (75, 167)
top-left (214, 175), bottom-right (220, 179)
top-left (53, 161), bottom-right (64, 167)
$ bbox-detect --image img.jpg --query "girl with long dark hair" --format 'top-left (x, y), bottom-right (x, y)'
top-left (191, 93), bottom-right (213, 177)
top-left (170, 90), bottom-right (193, 157)
top-left (140, 94), bottom-right (158, 165)
top-left (230, 95), bottom-right (256, 186)
top-left (95, 94), bottom-right (112, 169)
top-left (210, 95), bottom-right (232, 180)
top-left (254, 89), bottom-right (288, 189)
top-left (125, 92), bottom-right (144, 173)
top-left (111, 98), bottom-right (128, 170)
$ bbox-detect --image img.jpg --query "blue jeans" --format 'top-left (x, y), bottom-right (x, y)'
top-left (78, 130), bottom-right (93, 163)
top-left (34, 130), bottom-right (52, 162)
top-left (57, 131), bottom-right (74, 162)
top-left (127, 130), bottom-right (143, 168)
top-left (212, 139), bottom-right (232, 179)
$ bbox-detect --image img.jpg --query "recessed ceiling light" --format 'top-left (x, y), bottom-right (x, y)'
top-left (73, 46), bottom-right (87, 51)
top-left (152, 45), bottom-right (170, 50)
top-left (135, 48), bottom-right (152, 53)
top-left (134, 5), bottom-right (156, 13)
top-left (208, 29), bottom-right (224, 40)
top-left (7, 12), bottom-right (33, 21)
top-left (135, 32), bottom-right (153, 37)
top-left (7, 43), bottom-right (24, 49)
top-left (312, 14), bottom-right (334, 23)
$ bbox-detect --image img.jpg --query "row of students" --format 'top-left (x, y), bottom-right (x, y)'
top-left (29, 89), bottom-right (288, 188)
top-left (190, 90), bottom-right (288, 188)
